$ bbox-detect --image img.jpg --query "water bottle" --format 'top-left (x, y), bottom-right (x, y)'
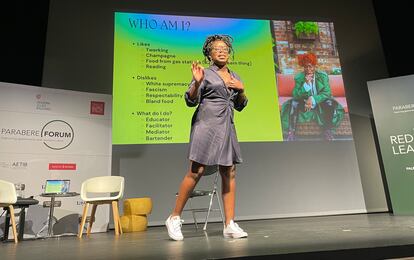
top-left (15, 183), bottom-right (25, 198)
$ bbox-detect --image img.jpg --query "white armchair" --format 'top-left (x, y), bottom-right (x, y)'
top-left (78, 176), bottom-right (125, 238)
top-left (0, 180), bottom-right (18, 243)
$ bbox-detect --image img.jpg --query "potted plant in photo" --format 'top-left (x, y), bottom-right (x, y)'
top-left (293, 21), bottom-right (319, 40)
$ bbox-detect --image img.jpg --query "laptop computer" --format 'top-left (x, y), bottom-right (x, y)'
top-left (43, 179), bottom-right (71, 194)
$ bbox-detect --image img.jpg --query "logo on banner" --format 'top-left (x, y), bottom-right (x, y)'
top-left (392, 103), bottom-right (414, 114)
top-left (41, 120), bottom-right (74, 150)
top-left (1, 120), bottom-right (75, 150)
top-left (35, 94), bottom-right (52, 111)
top-left (0, 161), bottom-right (28, 169)
top-left (90, 101), bottom-right (105, 115)
top-left (49, 163), bottom-right (77, 170)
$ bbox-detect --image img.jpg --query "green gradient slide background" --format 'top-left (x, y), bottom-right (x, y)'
top-left (113, 12), bottom-right (282, 144)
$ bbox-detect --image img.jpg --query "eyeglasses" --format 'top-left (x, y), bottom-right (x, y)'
top-left (212, 47), bottom-right (230, 53)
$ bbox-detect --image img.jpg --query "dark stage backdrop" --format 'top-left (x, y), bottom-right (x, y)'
top-left (42, 0), bottom-right (388, 224)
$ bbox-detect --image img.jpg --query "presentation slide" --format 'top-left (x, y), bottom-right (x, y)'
top-left (113, 12), bottom-right (353, 144)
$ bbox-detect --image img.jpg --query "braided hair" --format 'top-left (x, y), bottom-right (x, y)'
top-left (202, 34), bottom-right (234, 62)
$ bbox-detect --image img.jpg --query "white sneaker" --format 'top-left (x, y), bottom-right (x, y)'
top-left (223, 220), bottom-right (248, 239)
top-left (165, 215), bottom-right (184, 241)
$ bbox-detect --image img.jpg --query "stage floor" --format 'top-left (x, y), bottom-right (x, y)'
top-left (3, 213), bottom-right (414, 259)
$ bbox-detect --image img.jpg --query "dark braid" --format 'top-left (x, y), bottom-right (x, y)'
top-left (202, 34), bottom-right (234, 61)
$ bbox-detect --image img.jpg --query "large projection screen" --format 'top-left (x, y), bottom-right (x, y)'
top-left (110, 12), bottom-right (365, 224)
top-left (113, 13), bottom-right (353, 144)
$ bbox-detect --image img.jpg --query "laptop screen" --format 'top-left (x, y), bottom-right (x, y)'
top-left (44, 180), bottom-right (70, 193)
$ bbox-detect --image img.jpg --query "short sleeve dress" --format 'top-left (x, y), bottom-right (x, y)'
top-left (184, 64), bottom-right (248, 166)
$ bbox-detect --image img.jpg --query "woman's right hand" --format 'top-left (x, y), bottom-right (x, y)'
top-left (191, 61), bottom-right (204, 84)
top-left (305, 73), bottom-right (313, 84)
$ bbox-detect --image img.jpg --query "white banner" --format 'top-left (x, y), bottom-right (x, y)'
top-left (0, 82), bottom-right (112, 237)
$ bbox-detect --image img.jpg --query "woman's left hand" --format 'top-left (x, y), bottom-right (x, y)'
top-left (227, 76), bottom-right (245, 93)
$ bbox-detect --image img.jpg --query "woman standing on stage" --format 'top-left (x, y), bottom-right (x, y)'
top-left (166, 34), bottom-right (248, 241)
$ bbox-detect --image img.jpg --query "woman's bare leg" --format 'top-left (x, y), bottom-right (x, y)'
top-left (219, 165), bottom-right (236, 225)
top-left (171, 161), bottom-right (205, 217)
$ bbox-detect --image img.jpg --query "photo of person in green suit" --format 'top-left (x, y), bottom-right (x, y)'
top-left (280, 53), bottom-right (344, 141)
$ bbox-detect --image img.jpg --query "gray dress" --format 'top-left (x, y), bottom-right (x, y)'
top-left (185, 64), bottom-right (248, 166)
